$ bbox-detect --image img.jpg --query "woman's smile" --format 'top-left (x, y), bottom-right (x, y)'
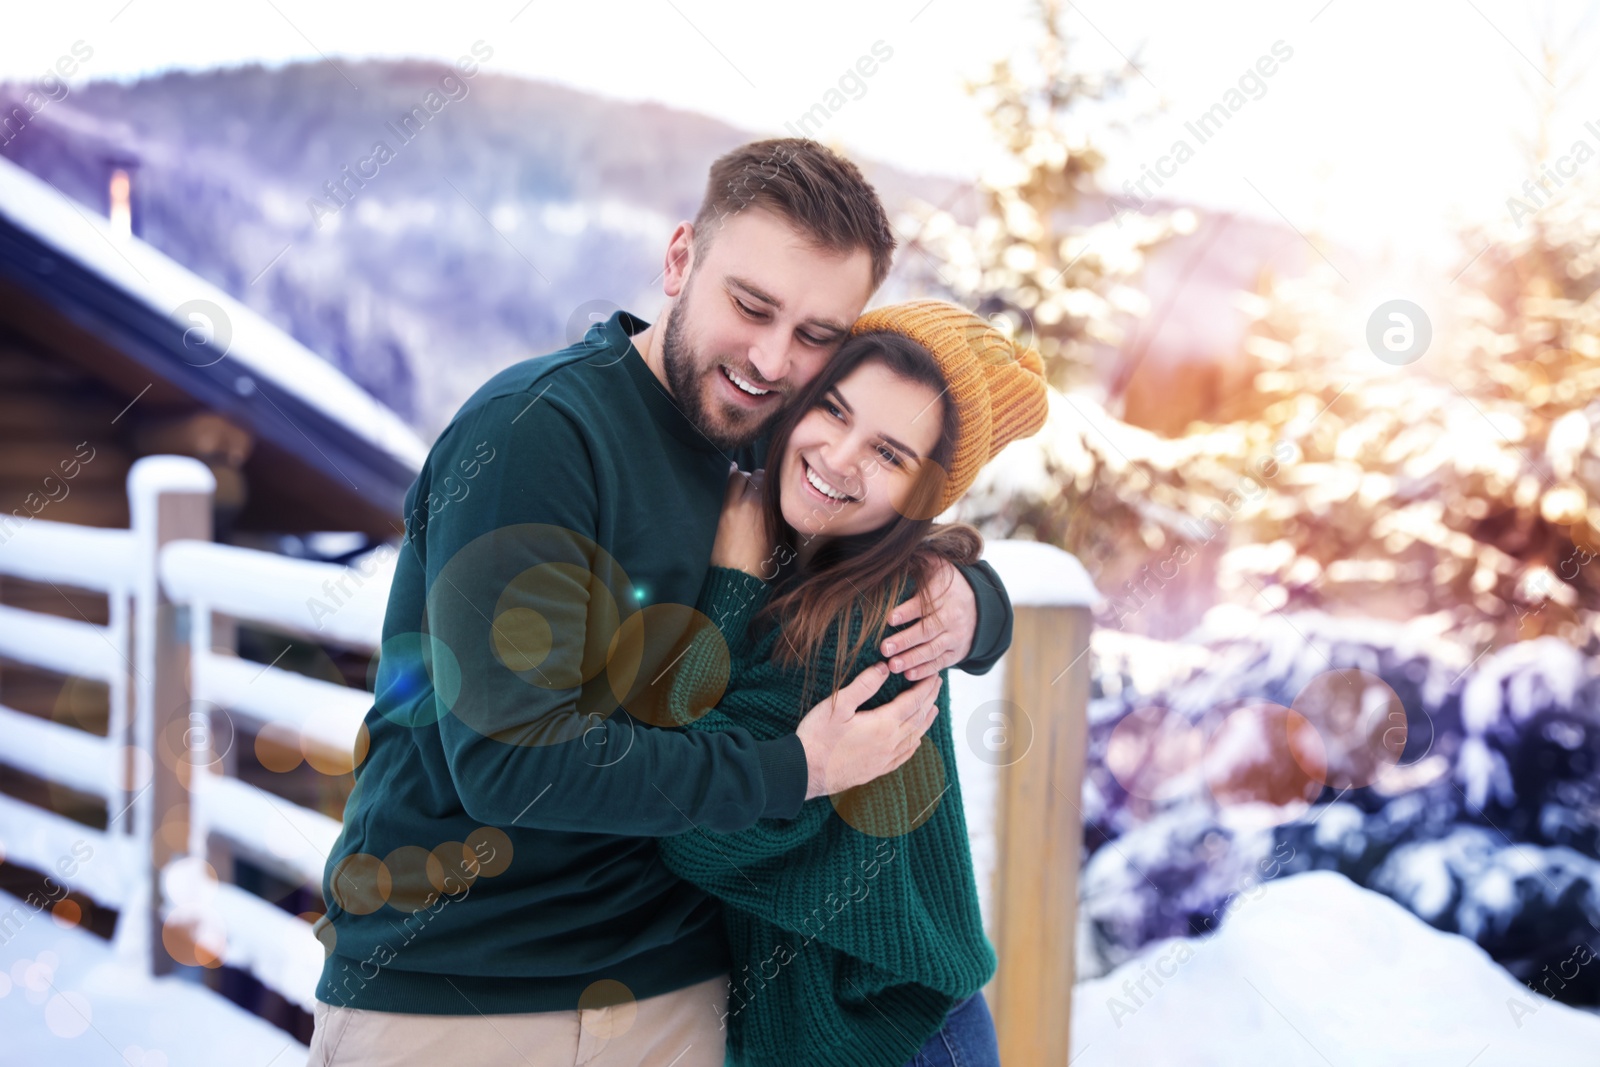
top-left (800, 456), bottom-right (858, 504)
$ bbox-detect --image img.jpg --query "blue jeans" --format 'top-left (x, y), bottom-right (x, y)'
top-left (904, 992), bottom-right (1000, 1067)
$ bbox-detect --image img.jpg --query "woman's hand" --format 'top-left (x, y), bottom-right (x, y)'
top-left (710, 464), bottom-right (773, 577)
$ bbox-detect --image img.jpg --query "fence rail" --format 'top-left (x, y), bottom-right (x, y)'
top-left (0, 454), bottom-right (1096, 1054)
top-left (0, 501), bottom-right (137, 952)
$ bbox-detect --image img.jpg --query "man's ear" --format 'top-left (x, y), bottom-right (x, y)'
top-left (662, 222), bottom-right (696, 298)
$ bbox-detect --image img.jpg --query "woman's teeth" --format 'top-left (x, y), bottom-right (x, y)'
top-left (804, 461), bottom-right (851, 502)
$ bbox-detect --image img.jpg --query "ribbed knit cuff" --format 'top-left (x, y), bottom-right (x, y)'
top-left (954, 559), bottom-right (1011, 676)
top-left (697, 565), bottom-right (772, 647)
top-left (755, 733), bottom-right (808, 820)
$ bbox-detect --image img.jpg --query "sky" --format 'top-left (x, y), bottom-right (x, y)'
top-left (4, 0), bottom-right (1599, 278)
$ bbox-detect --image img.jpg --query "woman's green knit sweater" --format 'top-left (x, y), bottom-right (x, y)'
top-left (656, 566), bottom-right (997, 1067)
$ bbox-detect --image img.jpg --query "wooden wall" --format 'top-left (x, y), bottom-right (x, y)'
top-left (0, 329), bottom-right (134, 530)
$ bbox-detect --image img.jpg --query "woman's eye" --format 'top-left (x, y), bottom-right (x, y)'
top-left (877, 446), bottom-right (902, 467)
top-left (823, 400), bottom-right (844, 419)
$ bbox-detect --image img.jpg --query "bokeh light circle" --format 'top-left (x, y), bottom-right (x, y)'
top-left (254, 722), bottom-right (304, 773)
top-left (832, 737), bottom-right (947, 838)
top-left (368, 632), bottom-right (462, 727)
top-left (1202, 702), bottom-right (1326, 824)
top-left (426, 525), bottom-right (635, 746)
top-left (465, 827), bottom-right (514, 877)
top-left (329, 853), bottom-right (391, 915)
top-left (429, 841), bottom-right (482, 892)
top-left (606, 605), bottom-right (728, 728)
top-left (383, 845), bottom-right (443, 913)
top-left (44, 990), bottom-right (93, 1038)
top-left (1288, 669), bottom-right (1407, 790)
top-left (1106, 705), bottom-right (1205, 801)
top-left (578, 979), bottom-right (637, 1038)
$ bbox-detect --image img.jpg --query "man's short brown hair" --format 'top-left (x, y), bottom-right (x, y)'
top-left (692, 138), bottom-right (895, 291)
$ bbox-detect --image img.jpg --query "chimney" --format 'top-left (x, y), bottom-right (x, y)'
top-left (105, 153), bottom-right (139, 238)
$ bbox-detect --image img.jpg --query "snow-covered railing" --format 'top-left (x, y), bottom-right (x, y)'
top-left (0, 517), bottom-right (135, 801)
top-left (0, 488), bottom-right (140, 965)
top-left (139, 466), bottom-right (393, 1009)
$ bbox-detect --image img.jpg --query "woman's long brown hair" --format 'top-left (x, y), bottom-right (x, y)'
top-left (753, 331), bottom-right (984, 709)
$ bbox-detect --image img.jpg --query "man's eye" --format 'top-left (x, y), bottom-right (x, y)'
top-left (735, 299), bottom-right (766, 319)
top-left (798, 333), bottom-right (828, 347)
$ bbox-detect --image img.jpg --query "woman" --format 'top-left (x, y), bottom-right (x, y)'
top-left (656, 300), bottom-right (1049, 1067)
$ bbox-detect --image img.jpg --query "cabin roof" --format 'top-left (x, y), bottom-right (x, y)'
top-left (0, 153), bottom-right (428, 524)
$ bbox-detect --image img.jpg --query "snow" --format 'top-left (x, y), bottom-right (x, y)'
top-left (159, 538), bottom-right (393, 650)
top-left (195, 775), bottom-right (342, 891)
top-left (1375, 835), bottom-right (1460, 920)
top-left (1309, 800), bottom-right (1365, 850)
top-left (126, 455), bottom-right (219, 500)
top-left (1188, 602), bottom-right (1472, 707)
top-left (0, 154), bottom-right (429, 473)
top-left (1461, 638), bottom-right (1589, 734)
top-left (0, 515), bottom-right (135, 593)
top-left (1453, 637), bottom-right (1595, 810)
top-left (0, 703), bottom-right (113, 800)
top-left (156, 864), bottom-right (325, 1013)
top-left (0, 890), bottom-right (306, 1067)
top-left (1070, 871), bottom-right (1600, 1066)
top-left (1091, 629), bottom-right (1213, 717)
top-left (1371, 827), bottom-right (1600, 944)
top-left (979, 540), bottom-right (1099, 607)
top-left (0, 603), bottom-right (123, 686)
top-left (0, 794), bottom-right (128, 908)
top-left (1074, 806), bottom-right (1281, 979)
top-left (195, 652), bottom-right (369, 756)
top-left (947, 661), bottom-right (1004, 936)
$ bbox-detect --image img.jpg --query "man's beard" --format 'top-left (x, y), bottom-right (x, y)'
top-left (661, 294), bottom-right (780, 453)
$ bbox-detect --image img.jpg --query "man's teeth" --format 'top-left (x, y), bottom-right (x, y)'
top-left (805, 462), bottom-right (851, 502)
top-left (723, 367), bottom-right (771, 396)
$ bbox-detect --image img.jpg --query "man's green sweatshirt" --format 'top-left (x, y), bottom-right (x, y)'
top-left (313, 310), bottom-right (1013, 1015)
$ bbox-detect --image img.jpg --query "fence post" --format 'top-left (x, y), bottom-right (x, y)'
top-left (980, 542), bottom-right (1096, 1065)
top-left (127, 456), bottom-right (215, 977)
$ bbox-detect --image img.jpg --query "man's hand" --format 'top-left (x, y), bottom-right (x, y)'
top-left (795, 662), bottom-right (942, 800)
top-left (880, 557), bottom-right (976, 680)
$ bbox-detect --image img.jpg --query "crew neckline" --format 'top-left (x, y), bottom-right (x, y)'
top-left (604, 310), bottom-right (729, 457)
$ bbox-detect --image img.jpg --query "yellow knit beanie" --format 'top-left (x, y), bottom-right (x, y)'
top-left (849, 300), bottom-right (1049, 512)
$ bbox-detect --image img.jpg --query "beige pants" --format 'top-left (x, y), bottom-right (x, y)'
top-left (305, 974), bottom-right (729, 1067)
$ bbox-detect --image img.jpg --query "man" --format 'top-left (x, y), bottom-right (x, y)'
top-left (307, 138), bottom-right (1015, 1066)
